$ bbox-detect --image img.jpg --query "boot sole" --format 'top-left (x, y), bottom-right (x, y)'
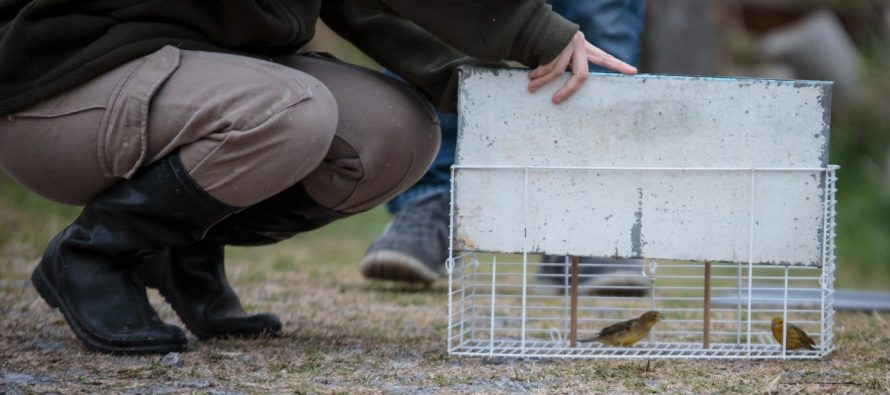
top-left (32, 263), bottom-right (188, 355)
top-left (535, 270), bottom-right (651, 297)
top-left (360, 250), bottom-right (442, 284)
top-left (585, 272), bottom-right (651, 297)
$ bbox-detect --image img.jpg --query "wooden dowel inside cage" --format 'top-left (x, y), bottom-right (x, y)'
top-left (703, 261), bottom-right (712, 349)
top-left (570, 256), bottom-right (579, 347)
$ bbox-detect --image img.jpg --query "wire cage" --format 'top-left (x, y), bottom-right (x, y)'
top-left (445, 165), bottom-right (837, 360)
top-left (445, 67), bottom-right (837, 360)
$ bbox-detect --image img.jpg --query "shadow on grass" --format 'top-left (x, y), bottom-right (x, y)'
top-left (360, 281), bottom-right (448, 294)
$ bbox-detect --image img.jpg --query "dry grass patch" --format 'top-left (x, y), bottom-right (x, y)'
top-left (1, 189), bottom-right (889, 394)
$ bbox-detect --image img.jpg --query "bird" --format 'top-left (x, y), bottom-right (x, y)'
top-left (579, 311), bottom-right (663, 346)
top-left (771, 317), bottom-right (816, 350)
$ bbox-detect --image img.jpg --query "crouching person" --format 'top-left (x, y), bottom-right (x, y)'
top-left (0, 0), bottom-right (634, 353)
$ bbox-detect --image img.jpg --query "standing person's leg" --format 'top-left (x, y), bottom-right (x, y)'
top-left (539, 0), bottom-right (649, 296)
top-left (359, 0), bottom-right (646, 286)
top-left (360, 103), bottom-right (456, 284)
top-left (550, 0), bottom-right (644, 72)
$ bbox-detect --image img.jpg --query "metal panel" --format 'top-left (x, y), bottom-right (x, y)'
top-left (454, 67), bottom-right (832, 266)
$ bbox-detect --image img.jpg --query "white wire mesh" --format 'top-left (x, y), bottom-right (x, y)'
top-left (446, 166), bottom-right (837, 359)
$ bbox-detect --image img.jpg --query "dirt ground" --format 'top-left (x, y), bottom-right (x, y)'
top-left (1, 204), bottom-right (889, 394)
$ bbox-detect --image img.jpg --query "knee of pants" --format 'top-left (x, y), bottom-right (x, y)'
top-left (171, 66), bottom-right (340, 208)
top-left (246, 85), bottom-right (340, 194)
top-left (301, 80), bottom-right (441, 214)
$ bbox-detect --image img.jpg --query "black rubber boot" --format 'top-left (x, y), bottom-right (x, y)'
top-left (138, 183), bottom-right (347, 339)
top-left (138, 242), bottom-right (282, 340)
top-left (31, 153), bottom-right (239, 354)
top-left (205, 183), bottom-right (349, 246)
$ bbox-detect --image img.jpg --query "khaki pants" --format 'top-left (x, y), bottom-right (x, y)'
top-left (0, 47), bottom-right (440, 211)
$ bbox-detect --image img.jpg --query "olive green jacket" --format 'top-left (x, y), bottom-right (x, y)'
top-left (0, 0), bottom-right (578, 114)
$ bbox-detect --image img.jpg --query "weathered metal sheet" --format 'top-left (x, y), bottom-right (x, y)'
top-left (454, 67), bottom-right (833, 266)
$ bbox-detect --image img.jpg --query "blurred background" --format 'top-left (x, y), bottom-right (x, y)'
top-left (1, 0), bottom-right (888, 289)
top-left (636, 0), bottom-right (890, 289)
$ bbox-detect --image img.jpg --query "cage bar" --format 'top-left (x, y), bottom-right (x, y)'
top-left (447, 243), bottom-right (836, 359)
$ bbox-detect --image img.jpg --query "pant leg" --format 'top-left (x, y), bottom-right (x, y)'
top-left (548, 0), bottom-right (645, 69)
top-left (385, 108), bottom-right (455, 213)
top-left (274, 54), bottom-right (441, 214)
top-left (0, 47), bottom-right (176, 205)
top-left (0, 46), bottom-right (339, 208)
top-left (144, 49), bottom-right (340, 207)
top-left (376, 69), bottom-right (455, 214)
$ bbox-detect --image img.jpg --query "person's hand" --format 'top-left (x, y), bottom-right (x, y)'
top-left (527, 31), bottom-right (638, 104)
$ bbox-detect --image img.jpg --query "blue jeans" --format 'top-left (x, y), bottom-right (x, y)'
top-left (386, 0), bottom-right (645, 213)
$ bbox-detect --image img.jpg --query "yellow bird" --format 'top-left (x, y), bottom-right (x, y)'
top-left (771, 317), bottom-right (816, 350)
top-left (579, 311), bottom-right (663, 346)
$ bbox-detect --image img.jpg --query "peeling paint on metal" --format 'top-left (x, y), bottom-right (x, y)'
top-left (456, 234), bottom-right (478, 251)
top-left (631, 188), bottom-right (645, 257)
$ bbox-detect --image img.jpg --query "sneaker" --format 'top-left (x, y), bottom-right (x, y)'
top-left (537, 255), bottom-right (651, 297)
top-left (360, 192), bottom-right (450, 284)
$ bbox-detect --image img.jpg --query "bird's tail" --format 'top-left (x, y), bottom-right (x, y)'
top-left (577, 336), bottom-right (600, 343)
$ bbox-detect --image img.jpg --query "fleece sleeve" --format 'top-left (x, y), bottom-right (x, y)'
top-left (320, 0), bottom-right (578, 113)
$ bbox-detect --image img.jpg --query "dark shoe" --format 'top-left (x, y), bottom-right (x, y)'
top-left (31, 153), bottom-right (239, 354)
top-left (137, 183), bottom-right (344, 339)
top-left (360, 191), bottom-right (450, 284)
top-left (139, 242), bottom-right (282, 340)
top-left (537, 255), bottom-right (650, 297)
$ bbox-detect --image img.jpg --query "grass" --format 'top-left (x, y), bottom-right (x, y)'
top-left (1, 177), bottom-right (890, 394)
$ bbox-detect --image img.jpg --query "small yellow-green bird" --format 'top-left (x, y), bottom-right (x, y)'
top-left (771, 317), bottom-right (816, 350)
top-left (579, 311), bottom-right (664, 346)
